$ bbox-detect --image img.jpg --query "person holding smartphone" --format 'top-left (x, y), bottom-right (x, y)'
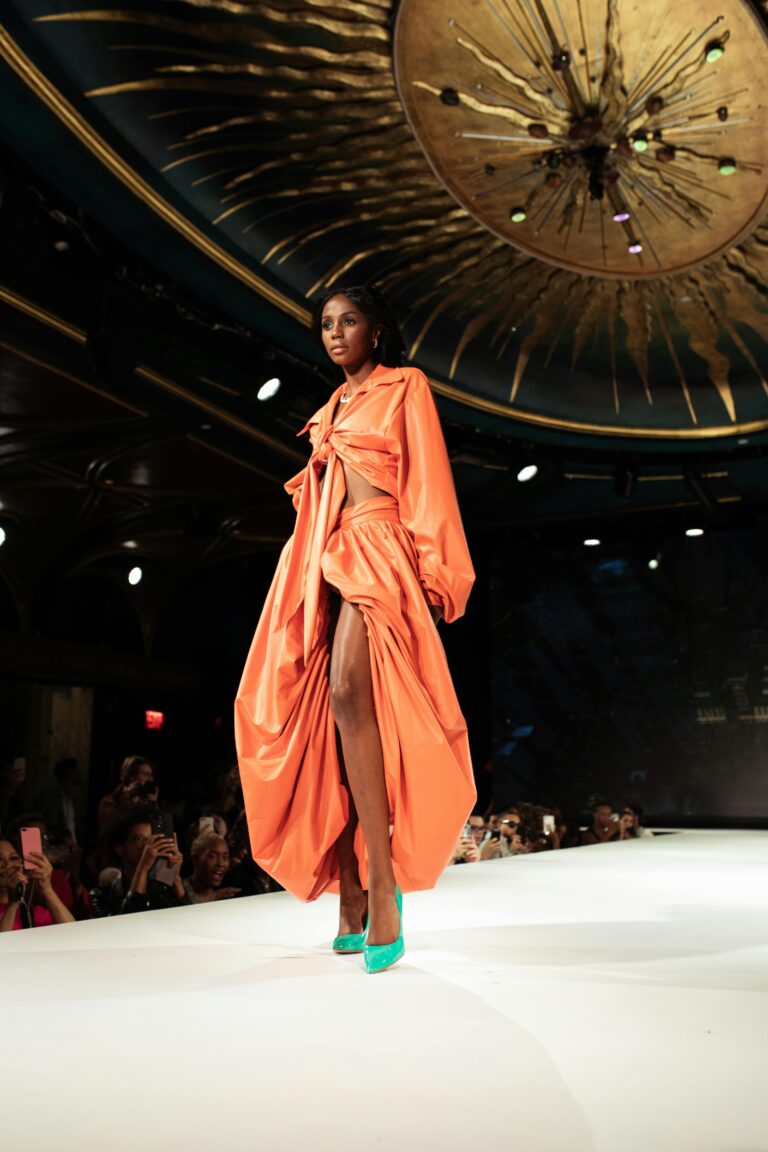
top-left (90, 804), bottom-right (189, 916)
top-left (0, 837), bottom-right (75, 931)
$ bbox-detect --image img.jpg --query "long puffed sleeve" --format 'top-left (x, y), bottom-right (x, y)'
top-left (391, 372), bottom-right (475, 622)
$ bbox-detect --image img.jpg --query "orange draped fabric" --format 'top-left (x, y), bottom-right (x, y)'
top-left (234, 364), bottom-right (476, 901)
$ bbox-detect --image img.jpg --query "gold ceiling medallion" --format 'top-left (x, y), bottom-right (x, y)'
top-left (395, 0), bottom-right (768, 278)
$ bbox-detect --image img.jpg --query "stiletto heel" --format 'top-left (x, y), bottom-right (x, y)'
top-left (333, 903), bottom-right (368, 954)
top-left (364, 886), bottom-right (404, 974)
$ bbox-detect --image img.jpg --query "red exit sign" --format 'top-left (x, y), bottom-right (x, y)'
top-left (145, 710), bottom-right (165, 731)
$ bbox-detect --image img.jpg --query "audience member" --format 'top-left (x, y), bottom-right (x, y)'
top-left (0, 753), bottom-right (27, 836)
top-left (5, 813), bottom-right (91, 920)
top-left (183, 832), bottom-right (241, 903)
top-left (225, 811), bottom-right (281, 895)
top-left (580, 802), bottom-right (634, 846)
top-left (623, 804), bottom-right (654, 838)
top-left (33, 757), bottom-right (81, 843)
top-left (90, 804), bottom-right (187, 916)
top-left (96, 755), bottom-right (158, 833)
top-left (0, 836), bottom-right (75, 930)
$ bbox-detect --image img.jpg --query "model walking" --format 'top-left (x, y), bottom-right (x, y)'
top-left (235, 284), bottom-right (475, 972)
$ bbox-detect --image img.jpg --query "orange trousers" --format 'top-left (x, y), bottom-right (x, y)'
top-left (235, 495), bottom-right (476, 901)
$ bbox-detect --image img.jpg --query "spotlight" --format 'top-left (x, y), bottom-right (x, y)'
top-left (705, 39), bottom-right (725, 63)
top-left (517, 464), bottom-right (539, 483)
top-left (631, 131), bottom-right (649, 153)
top-left (628, 243), bottom-right (643, 254)
top-left (440, 88), bottom-right (460, 106)
top-left (583, 538), bottom-right (601, 547)
top-left (527, 123), bottom-right (549, 139)
top-left (648, 558), bottom-right (660, 570)
top-left (718, 158), bottom-right (736, 176)
top-left (510, 207), bottom-right (527, 223)
top-left (0, 526), bottom-right (6, 547)
top-left (123, 540), bottom-right (139, 550)
top-left (128, 566), bottom-right (143, 585)
top-left (257, 376), bottom-right (281, 401)
top-left (685, 528), bottom-right (704, 538)
top-left (612, 209), bottom-right (630, 223)
top-left (645, 95), bottom-right (664, 116)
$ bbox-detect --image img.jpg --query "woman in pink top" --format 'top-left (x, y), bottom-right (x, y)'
top-left (0, 838), bottom-right (75, 930)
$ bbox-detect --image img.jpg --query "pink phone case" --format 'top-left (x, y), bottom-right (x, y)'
top-left (20, 826), bottom-right (43, 870)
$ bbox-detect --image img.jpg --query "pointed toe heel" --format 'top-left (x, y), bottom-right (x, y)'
top-left (332, 930), bottom-right (366, 955)
top-left (364, 886), bottom-right (404, 974)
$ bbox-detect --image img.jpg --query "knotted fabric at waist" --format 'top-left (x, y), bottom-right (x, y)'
top-left (337, 495), bottom-right (400, 529)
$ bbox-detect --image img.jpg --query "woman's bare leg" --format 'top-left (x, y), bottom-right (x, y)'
top-left (334, 760), bottom-right (368, 936)
top-left (330, 599), bottom-right (400, 946)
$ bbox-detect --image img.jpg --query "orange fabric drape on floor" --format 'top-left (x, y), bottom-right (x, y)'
top-left (235, 364), bottom-right (476, 901)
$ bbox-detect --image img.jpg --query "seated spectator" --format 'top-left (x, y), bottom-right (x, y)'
top-left (96, 755), bottom-right (158, 834)
top-left (623, 804), bottom-right (654, 838)
top-left (184, 814), bottom-right (228, 864)
top-left (580, 802), bottom-right (634, 845)
top-left (224, 811), bottom-right (281, 895)
top-left (0, 753), bottom-right (27, 836)
top-left (90, 804), bottom-right (188, 916)
top-left (481, 807), bottom-right (528, 859)
top-left (183, 832), bottom-right (240, 903)
top-left (5, 813), bottom-right (91, 920)
top-left (0, 836), bottom-right (75, 930)
top-left (33, 757), bottom-right (81, 843)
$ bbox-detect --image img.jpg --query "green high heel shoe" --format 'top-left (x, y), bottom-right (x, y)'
top-left (332, 907), bottom-right (368, 954)
top-left (364, 886), bottom-right (404, 974)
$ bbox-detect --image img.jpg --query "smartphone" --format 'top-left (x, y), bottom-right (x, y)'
top-left (542, 814), bottom-right (555, 835)
top-left (151, 811), bottom-right (174, 838)
top-left (490, 829), bottom-right (501, 841)
top-left (198, 816), bottom-right (215, 834)
top-left (20, 826), bottom-right (43, 870)
top-left (462, 822), bottom-right (472, 840)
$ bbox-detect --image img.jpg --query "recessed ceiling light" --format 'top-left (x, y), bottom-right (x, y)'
top-left (517, 464), bottom-right (538, 482)
top-left (584, 538), bottom-right (601, 547)
top-left (123, 540), bottom-right (139, 550)
top-left (0, 527), bottom-right (6, 548)
top-left (685, 528), bottom-right (704, 538)
top-left (648, 558), bottom-right (660, 570)
top-left (128, 566), bottom-right (143, 586)
top-left (257, 377), bottom-right (281, 401)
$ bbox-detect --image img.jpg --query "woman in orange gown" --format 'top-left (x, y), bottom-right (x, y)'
top-left (235, 285), bottom-right (475, 972)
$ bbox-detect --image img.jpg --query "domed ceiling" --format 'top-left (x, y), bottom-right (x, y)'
top-left (1, 0), bottom-right (767, 443)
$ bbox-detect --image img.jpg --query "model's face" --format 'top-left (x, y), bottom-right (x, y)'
top-left (320, 295), bottom-right (379, 375)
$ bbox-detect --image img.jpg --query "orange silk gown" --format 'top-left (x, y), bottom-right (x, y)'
top-left (235, 363), bottom-right (476, 901)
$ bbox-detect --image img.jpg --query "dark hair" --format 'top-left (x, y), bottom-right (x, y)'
top-left (53, 757), bottom-right (77, 782)
top-left (108, 803), bottom-right (157, 849)
top-left (311, 283), bottom-right (406, 370)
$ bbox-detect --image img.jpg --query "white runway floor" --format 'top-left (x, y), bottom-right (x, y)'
top-left (3, 829), bottom-right (768, 1152)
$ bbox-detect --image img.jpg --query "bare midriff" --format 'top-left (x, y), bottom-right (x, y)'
top-left (340, 459), bottom-right (389, 510)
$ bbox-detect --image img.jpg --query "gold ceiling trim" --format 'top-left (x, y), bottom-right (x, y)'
top-left (0, 336), bottom-right (147, 416)
top-left (0, 24), bottom-right (308, 325)
top-left (0, 280), bottom-right (303, 462)
top-left (2, 20), bottom-right (768, 442)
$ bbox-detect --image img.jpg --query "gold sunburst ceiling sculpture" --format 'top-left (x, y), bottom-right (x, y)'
top-left (17, 0), bottom-right (768, 436)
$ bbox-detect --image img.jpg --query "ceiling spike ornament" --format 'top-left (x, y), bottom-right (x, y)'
top-left (395, 0), bottom-right (768, 278)
top-left (22, 0), bottom-right (768, 437)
